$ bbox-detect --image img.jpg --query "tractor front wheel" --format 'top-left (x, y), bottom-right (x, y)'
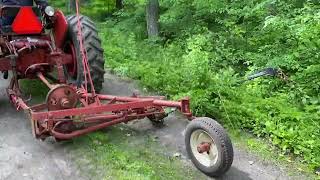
top-left (64, 15), bottom-right (105, 92)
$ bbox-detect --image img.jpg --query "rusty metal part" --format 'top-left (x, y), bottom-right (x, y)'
top-left (6, 60), bottom-right (194, 140)
top-left (197, 142), bottom-right (211, 154)
top-left (9, 77), bottom-right (194, 140)
top-left (147, 106), bottom-right (167, 126)
top-left (148, 113), bottom-right (167, 122)
top-left (46, 85), bottom-right (78, 111)
top-left (25, 63), bottom-right (51, 77)
top-left (0, 46), bottom-right (73, 76)
top-left (54, 120), bottom-right (76, 134)
top-left (37, 72), bottom-right (54, 89)
top-left (82, 94), bottom-right (193, 119)
top-left (63, 42), bottom-right (77, 77)
top-left (53, 10), bottom-right (68, 49)
top-left (8, 74), bottom-right (193, 140)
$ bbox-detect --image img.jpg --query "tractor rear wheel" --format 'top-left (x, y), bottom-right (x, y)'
top-left (64, 15), bottom-right (105, 92)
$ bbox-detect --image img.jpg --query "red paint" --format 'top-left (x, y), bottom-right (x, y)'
top-left (31, 100), bottom-right (155, 120)
top-left (197, 142), bottom-right (211, 154)
top-left (12, 7), bottom-right (43, 34)
top-left (53, 10), bottom-right (68, 48)
top-left (0, 58), bottom-right (12, 71)
top-left (51, 117), bottom-right (127, 140)
top-left (64, 42), bottom-right (77, 77)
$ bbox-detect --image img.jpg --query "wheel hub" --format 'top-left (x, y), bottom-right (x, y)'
top-left (190, 129), bottom-right (219, 167)
top-left (46, 85), bottom-right (78, 111)
top-left (197, 142), bottom-right (211, 154)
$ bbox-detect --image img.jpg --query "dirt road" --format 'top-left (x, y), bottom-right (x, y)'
top-left (0, 77), bottom-right (85, 180)
top-left (0, 73), bottom-right (306, 180)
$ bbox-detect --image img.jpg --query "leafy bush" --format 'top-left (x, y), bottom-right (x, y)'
top-left (49, 0), bottom-right (116, 20)
top-left (100, 0), bottom-right (320, 169)
top-left (50, 0), bottom-right (320, 170)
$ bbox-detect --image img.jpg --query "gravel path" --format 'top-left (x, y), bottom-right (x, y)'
top-left (0, 77), bottom-right (84, 180)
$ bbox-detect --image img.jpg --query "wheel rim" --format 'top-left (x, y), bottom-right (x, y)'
top-left (64, 42), bottom-right (77, 78)
top-left (190, 129), bottom-right (219, 167)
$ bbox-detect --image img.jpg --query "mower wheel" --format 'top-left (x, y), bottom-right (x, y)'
top-left (64, 15), bottom-right (105, 92)
top-left (185, 117), bottom-right (233, 177)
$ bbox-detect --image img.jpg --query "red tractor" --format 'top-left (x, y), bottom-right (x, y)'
top-left (0, 4), bottom-right (233, 177)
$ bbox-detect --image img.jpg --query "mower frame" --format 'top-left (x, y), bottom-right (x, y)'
top-left (8, 71), bottom-right (193, 140)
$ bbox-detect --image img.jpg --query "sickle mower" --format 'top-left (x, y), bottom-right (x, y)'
top-left (0, 3), bottom-right (233, 177)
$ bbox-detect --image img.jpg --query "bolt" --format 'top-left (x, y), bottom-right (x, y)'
top-left (65, 89), bottom-right (71, 96)
top-left (61, 98), bottom-right (70, 108)
top-left (50, 98), bottom-right (57, 105)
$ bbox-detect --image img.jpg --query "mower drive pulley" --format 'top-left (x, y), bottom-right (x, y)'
top-left (46, 85), bottom-right (78, 111)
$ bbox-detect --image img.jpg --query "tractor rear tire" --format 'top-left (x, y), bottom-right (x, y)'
top-left (64, 15), bottom-right (105, 92)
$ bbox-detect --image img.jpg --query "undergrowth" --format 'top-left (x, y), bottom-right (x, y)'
top-left (47, 0), bottom-right (320, 172)
top-left (99, 0), bottom-right (320, 170)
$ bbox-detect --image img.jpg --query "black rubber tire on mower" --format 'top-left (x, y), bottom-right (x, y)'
top-left (65, 15), bottom-right (105, 92)
top-left (185, 117), bottom-right (233, 177)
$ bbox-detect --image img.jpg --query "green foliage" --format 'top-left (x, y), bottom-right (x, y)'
top-left (20, 79), bottom-right (49, 99)
top-left (49, 0), bottom-right (116, 20)
top-left (81, 0), bottom-right (116, 20)
top-left (101, 0), bottom-right (320, 170)
top-left (49, 0), bottom-right (320, 171)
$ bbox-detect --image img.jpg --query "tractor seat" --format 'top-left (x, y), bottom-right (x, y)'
top-left (0, 5), bottom-right (43, 35)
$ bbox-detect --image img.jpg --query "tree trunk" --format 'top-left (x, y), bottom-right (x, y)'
top-left (68, 0), bottom-right (77, 13)
top-left (116, 0), bottom-right (124, 9)
top-left (146, 0), bottom-right (160, 38)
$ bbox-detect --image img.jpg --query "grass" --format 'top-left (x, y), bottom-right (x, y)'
top-left (66, 125), bottom-right (205, 180)
top-left (19, 79), bottom-right (49, 101)
top-left (229, 129), bottom-right (317, 179)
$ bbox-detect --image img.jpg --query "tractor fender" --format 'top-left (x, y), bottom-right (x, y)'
top-left (53, 10), bottom-right (68, 49)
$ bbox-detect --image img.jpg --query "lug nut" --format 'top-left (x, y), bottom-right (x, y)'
top-left (61, 98), bottom-right (70, 108)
